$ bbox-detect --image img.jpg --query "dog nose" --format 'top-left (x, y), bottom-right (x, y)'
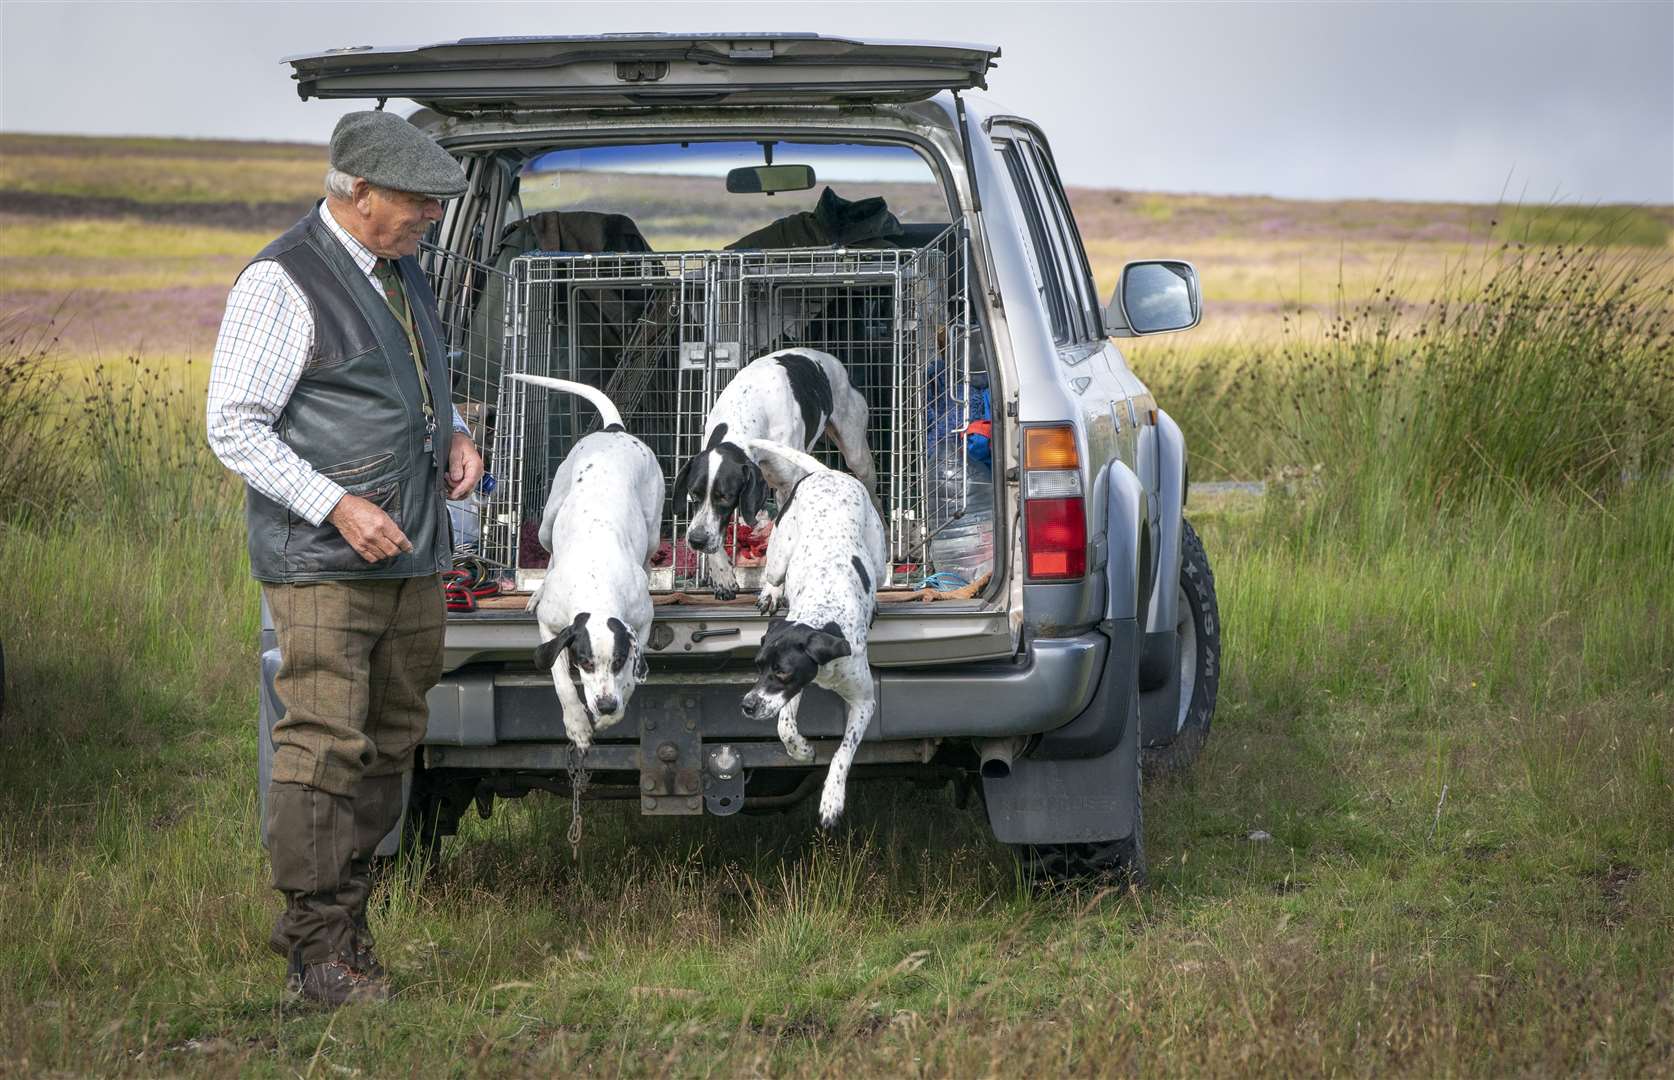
top-left (740, 694), bottom-right (762, 719)
top-left (687, 527), bottom-right (710, 549)
top-left (595, 695), bottom-right (620, 716)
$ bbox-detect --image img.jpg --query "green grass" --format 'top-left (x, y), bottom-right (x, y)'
top-left (0, 150), bottom-right (323, 206)
top-left (2, 145), bottom-right (1672, 1072)
top-left (0, 217), bottom-right (272, 259)
top-left (3, 469), bottom-right (1669, 1075)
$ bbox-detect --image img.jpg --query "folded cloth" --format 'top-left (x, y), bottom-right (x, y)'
top-left (519, 519), bottom-right (549, 569)
top-left (651, 540), bottom-right (700, 576)
top-left (725, 521), bottom-right (772, 564)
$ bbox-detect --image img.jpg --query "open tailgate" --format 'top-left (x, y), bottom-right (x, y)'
top-left (282, 33), bottom-right (998, 111)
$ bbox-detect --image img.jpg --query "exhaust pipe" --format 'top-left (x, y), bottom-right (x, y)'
top-left (978, 737), bottom-right (1025, 780)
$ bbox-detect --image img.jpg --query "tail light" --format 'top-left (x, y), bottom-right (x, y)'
top-left (1023, 425), bottom-right (1086, 580)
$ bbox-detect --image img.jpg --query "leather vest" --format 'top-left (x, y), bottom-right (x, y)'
top-left (242, 204), bottom-right (452, 583)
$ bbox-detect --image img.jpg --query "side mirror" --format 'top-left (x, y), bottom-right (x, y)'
top-left (1104, 260), bottom-right (1202, 337)
top-left (725, 164), bottom-right (816, 195)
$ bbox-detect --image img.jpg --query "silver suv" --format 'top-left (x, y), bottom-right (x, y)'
top-left (257, 33), bottom-right (1220, 882)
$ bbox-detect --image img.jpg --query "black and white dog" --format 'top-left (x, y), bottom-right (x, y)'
top-left (508, 375), bottom-right (664, 752)
top-left (739, 439), bottom-right (888, 829)
top-left (671, 348), bottom-right (879, 599)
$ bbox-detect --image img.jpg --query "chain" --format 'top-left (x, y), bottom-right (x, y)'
top-left (565, 744), bottom-right (589, 858)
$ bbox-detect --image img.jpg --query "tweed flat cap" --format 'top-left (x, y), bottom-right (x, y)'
top-left (329, 110), bottom-right (468, 199)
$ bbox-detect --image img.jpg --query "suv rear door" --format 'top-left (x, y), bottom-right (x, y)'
top-left (284, 34), bottom-right (998, 110)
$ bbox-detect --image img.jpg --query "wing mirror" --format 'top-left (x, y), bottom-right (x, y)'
top-left (725, 164), bottom-right (816, 195)
top-left (1104, 260), bottom-right (1202, 337)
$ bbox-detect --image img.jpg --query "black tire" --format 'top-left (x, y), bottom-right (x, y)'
top-left (397, 767), bottom-right (471, 868)
top-left (1143, 517), bottom-right (1220, 775)
top-left (1015, 688), bottom-right (1146, 888)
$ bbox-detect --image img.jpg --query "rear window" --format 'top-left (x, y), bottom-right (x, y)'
top-left (512, 140), bottom-right (951, 251)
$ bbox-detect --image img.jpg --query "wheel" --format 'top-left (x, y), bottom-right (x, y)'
top-left (1015, 687), bottom-right (1147, 888)
top-left (1143, 517), bottom-right (1220, 774)
top-left (397, 767), bottom-right (472, 867)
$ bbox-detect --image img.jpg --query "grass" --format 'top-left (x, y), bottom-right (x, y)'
top-left (0, 149), bottom-right (324, 206)
top-left (1, 134), bottom-right (1672, 1075)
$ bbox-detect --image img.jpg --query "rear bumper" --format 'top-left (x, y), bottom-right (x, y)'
top-left (426, 630), bottom-right (1108, 747)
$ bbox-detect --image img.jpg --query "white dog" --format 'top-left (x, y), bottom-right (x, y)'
top-left (509, 374), bottom-right (663, 752)
top-left (671, 348), bottom-right (879, 599)
top-left (738, 439), bottom-right (887, 829)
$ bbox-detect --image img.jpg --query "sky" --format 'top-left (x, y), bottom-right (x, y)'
top-left (2, 1), bottom-right (1670, 205)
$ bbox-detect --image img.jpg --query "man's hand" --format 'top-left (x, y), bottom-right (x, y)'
top-left (446, 431), bottom-right (484, 500)
top-left (328, 494), bottom-right (413, 563)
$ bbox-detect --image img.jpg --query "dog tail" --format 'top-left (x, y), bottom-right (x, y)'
top-left (506, 374), bottom-right (624, 430)
top-left (746, 438), bottom-right (828, 477)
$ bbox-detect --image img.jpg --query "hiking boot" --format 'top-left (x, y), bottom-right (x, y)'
top-left (287, 951), bottom-right (389, 1007)
top-left (350, 914), bottom-right (387, 981)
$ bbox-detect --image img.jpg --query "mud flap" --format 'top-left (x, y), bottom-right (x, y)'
top-left (980, 683), bottom-right (1140, 844)
top-left (982, 462), bottom-right (1145, 843)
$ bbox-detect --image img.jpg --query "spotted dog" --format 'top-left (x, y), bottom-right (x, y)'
top-left (509, 375), bottom-right (664, 751)
top-left (671, 348), bottom-right (879, 600)
top-left (739, 439), bottom-right (887, 829)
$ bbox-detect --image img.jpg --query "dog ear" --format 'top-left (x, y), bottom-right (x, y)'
top-left (671, 454), bottom-right (697, 509)
top-left (634, 648), bottom-right (649, 681)
top-left (534, 623), bottom-right (576, 670)
top-left (739, 459), bottom-right (769, 523)
top-left (804, 622), bottom-right (853, 665)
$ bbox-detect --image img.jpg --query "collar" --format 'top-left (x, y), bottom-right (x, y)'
top-left (318, 200), bottom-right (379, 280)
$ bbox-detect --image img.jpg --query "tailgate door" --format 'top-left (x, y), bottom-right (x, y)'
top-left (284, 33), bottom-right (998, 111)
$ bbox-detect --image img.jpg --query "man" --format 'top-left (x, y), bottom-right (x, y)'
top-left (206, 110), bottom-right (483, 1006)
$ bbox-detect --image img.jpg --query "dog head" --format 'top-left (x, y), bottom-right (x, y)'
top-left (741, 618), bottom-right (852, 721)
top-left (534, 612), bottom-right (650, 721)
top-left (673, 424), bottom-right (770, 554)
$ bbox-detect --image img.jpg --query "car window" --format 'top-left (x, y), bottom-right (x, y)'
top-left (512, 140), bottom-right (950, 251)
top-left (997, 139), bottom-right (1074, 343)
top-left (1018, 140), bottom-right (1102, 340)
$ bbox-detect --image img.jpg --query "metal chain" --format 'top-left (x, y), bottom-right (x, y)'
top-left (565, 745), bottom-right (589, 858)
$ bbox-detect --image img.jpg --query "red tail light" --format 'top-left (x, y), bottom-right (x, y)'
top-left (1026, 497), bottom-right (1087, 579)
top-left (1023, 424), bottom-right (1086, 581)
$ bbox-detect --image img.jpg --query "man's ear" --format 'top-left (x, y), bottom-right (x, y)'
top-left (804, 622), bottom-right (853, 665)
top-left (534, 623), bottom-right (576, 670)
top-left (739, 460), bottom-right (769, 523)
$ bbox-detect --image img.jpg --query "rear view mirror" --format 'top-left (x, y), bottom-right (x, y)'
top-left (726, 164), bottom-right (816, 195)
top-left (1105, 260), bottom-right (1202, 337)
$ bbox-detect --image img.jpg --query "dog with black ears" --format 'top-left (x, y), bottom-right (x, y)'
top-left (671, 348), bottom-right (880, 600)
top-left (508, 374), bottom-right (663, 752)
top-left (738, 438), bottom-right (887, 829)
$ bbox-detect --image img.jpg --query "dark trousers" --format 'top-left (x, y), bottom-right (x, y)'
top-left (262, 576), bottom-right (445, 964)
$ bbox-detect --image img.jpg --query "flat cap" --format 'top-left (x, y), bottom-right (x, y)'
top-left (329, 110), bottom-right (468, 199)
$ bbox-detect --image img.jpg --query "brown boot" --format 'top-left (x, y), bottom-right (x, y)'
top-left (287, 948), bottom-right (389, 1007)
top-left (349, 909), bottom-right (387, 981)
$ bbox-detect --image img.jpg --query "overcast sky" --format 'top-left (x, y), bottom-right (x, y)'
top-left (2, 1), bottom-right (1669, 204)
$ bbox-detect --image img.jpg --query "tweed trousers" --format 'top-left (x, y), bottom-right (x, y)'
top-left (262, 575), bottom-right (445, 964)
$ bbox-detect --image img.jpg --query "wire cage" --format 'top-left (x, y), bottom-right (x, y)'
top-left (427, 223), bottom-right (976, 593)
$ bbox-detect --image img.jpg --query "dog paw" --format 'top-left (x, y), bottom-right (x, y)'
top-left (779, 734), bottom-right (815, 763)
top-left (755, 586), bottom-right (781, 615)
top-left (563, 716), bottom-right (594, 753)
top-left (713, 584), bottom-right (737, 602)
top-left (817, 791), bottom-right (846, 830)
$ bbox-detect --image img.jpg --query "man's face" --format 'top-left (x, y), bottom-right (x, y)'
top-left (353, 183), bottom-right (444, 258)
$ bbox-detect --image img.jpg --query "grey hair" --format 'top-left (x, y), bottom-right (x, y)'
top-left (323, 167), bottom-right (360, 200)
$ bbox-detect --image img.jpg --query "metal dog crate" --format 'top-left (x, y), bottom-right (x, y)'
top-left (431, 224), bottom-right (975, 592)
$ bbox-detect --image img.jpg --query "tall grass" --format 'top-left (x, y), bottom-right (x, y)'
top-left (1, 233), bottom-right (1671, 1075)
top-left (0, 316), bottom-right (74, 525)
top-left (1135, 236), bottom-right (1674, 517)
